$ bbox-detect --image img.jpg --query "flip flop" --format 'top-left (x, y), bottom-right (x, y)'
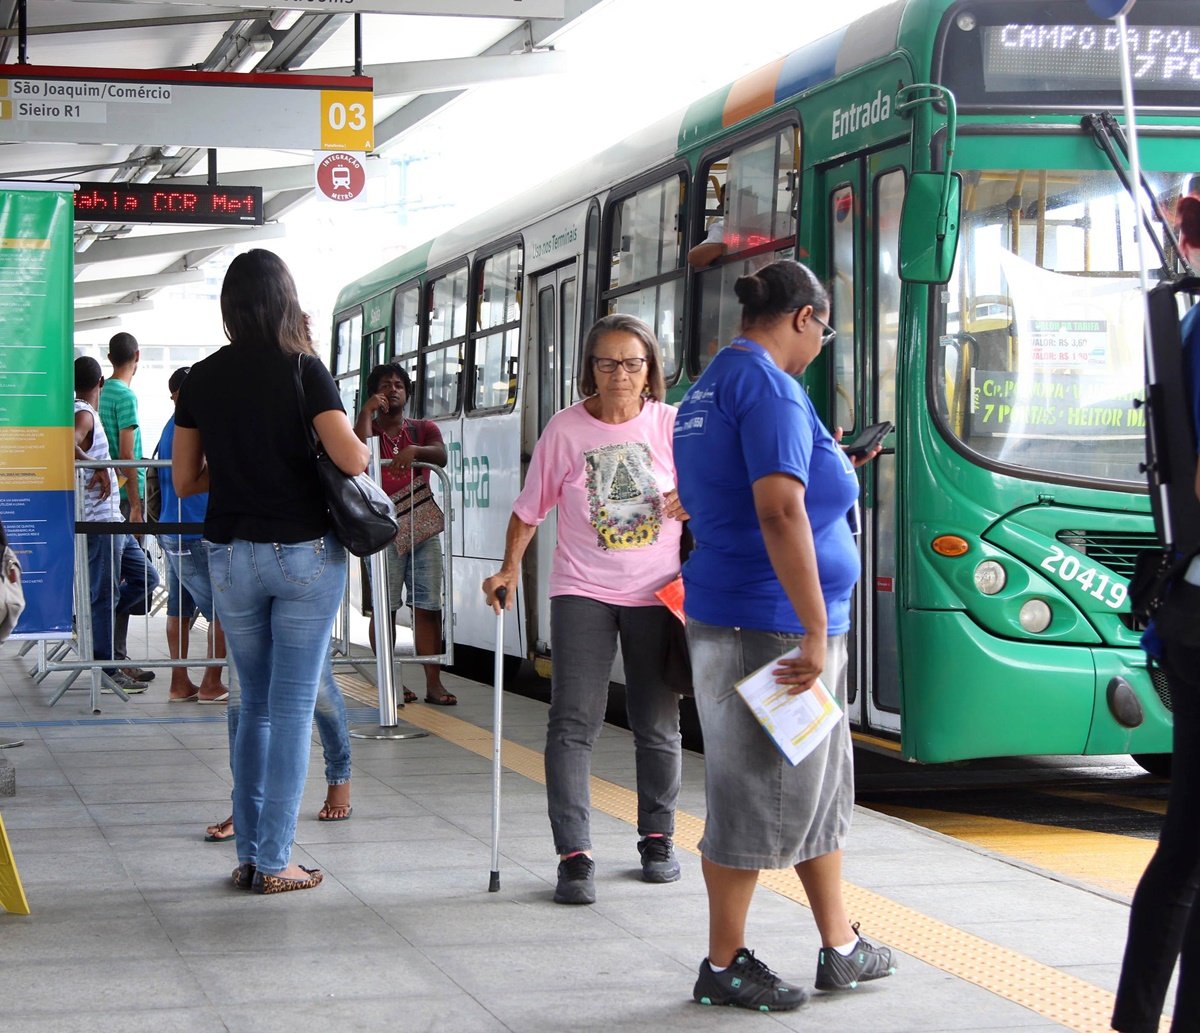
top-left (317, 802), bottom-right (353, 822)
top-left (168, 691), bottom-right (200, 703)
top-left (424, 691), bottom-right (457, 706)
top-left (402, 688), bottom-right (418, 704)
top-left (198, 691), bottom-right (230, 705)
top-left (205, 816), bottom-right (235, 843)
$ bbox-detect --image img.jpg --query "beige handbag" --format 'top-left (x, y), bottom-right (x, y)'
top-left (0, 545), bottom-right (25, 642)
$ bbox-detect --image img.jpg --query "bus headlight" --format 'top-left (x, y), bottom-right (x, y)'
top-left (1019, 599), bottom-right (1052, 633)
top-left (973, 560), bottom-right (1006, 595)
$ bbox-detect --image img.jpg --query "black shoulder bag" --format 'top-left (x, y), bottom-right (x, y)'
top-left (292, 355), bottom-right (397, 557)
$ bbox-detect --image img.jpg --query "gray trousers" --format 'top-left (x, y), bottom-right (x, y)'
top-left (546, 595), bottom-right (682, 854)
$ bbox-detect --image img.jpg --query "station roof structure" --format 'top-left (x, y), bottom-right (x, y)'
top-left (0, 1), bottom-right (603, 333)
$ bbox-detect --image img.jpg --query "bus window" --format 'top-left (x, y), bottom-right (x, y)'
top-left (605, 173), bottom-right (686, 381)
top-left (393, 282), bottom-right (420, 354)
top-left (536, 286), bottom-right (556, 434)
top-left (470, 244), bottom-right (521, 413)
top-left (332, 309), bottom-right (362, 414)
top-left (875, 170), bottom-right (905, 425)
top-left (693, 127), bottom-right (799, 374)
top-left (392, 283), bottom-right (420, 403)
top-left (830, 185), bottom-right (856, 429)
top-left (333, 310), bottom-right (361, 376)
top-left (561, 276), bottom-right (577, 406)
top-left (579, 202), bottom-right (600, 372)
top-left (422, 265), bottom-right (468, 417)
top-left (934, 167), bottom-right (1193, 485)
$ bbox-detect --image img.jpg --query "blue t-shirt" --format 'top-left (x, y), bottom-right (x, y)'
top-left (1143, 304), bottom-right (1200, 660)
top-left (156, 415), bottom-right (208, 543)
top-left (674, 337), bottom-right (860, 634)
top-left (1183, 304), bottom-right (1200, 454)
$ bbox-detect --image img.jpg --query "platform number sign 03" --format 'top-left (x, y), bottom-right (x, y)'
top-left (320, 89), bottom-right (372, 152)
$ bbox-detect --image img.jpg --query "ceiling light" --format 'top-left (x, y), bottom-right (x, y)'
top-left (130, 163), bottom-right (162, 184)
top-left (269, 10), bottom-right (303, 31)
top-left (229, 35), bottom-right (273, 74)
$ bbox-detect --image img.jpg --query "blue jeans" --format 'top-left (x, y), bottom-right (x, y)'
top-left (546, 595), bottom-right (681, 854)
top-left (207, 536), bottom-right (347, 875)
top-left (113, 534), bottom-right (160, 660)
top-left (224, 658), bottom-right (352, 786)
top-left (85, 535), bottom-right (116, 663)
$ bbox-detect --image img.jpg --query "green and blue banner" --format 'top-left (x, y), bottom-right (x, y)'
top-left (0, 186), bottom-right (75, 638)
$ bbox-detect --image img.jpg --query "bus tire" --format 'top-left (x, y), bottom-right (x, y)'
top-left (1132, 753), bottom-right (1172, 778)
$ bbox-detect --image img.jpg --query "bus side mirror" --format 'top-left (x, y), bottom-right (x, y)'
top-left (899, 171), bottom-right (961, 285)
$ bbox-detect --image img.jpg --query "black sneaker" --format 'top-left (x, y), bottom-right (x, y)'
top-left (693, 948), bottom-right (809, 1011)
top-left (553, 854), bottom-right (596, 905)
top-left (814, 924), bottom-right (896, 990)
top-left (637, 836), bottom-right (681, 883)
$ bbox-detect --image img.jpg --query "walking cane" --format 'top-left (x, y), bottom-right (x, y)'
top-left (489, 585), bottom-right (507, 892)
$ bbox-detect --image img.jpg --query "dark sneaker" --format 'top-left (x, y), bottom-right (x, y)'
top-left (120, 666), bottom-right (156, 682)
top-left (103, 671), bottom-right (148, 694)
top-left (553, 854), bottom-right (596, 905)
top-left (814, 924), bottom-right (896, 990)
top-left (693, 948), bottom-right (809, 1011)
top-left (638, 836), bottom-right (681, 883)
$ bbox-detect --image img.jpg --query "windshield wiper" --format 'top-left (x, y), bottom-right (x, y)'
top-left (1081, 111), bottom-right (1178, 278)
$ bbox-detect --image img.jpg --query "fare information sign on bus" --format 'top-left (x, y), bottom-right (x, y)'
top-left (982, 24), bottom-right (1200, 92)
top-left (0, 65), bottom-right (373, 152)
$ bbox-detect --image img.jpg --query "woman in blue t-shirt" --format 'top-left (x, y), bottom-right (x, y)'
top-left (674, 260), bottom-right (894, 1011)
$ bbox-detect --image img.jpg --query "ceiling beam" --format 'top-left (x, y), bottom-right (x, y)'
top-left (75, 223), bottom-right (286, 266)
top-left (73, 316), bottom-right (123, 333)
top-left (75, 300), bottom-right (155, 324)
top-left (302, 51), bottom-right (569, 96)
top-left (0, 12), bottom-right (251, 37)
top-left (76, 1), bottom-right (566, 17)
top-left (167, 159), bottom-right (386, 191)
top-left (75, 269), bottom-right (206, 299)
top-left (263, 187), bottom-right (315, 221)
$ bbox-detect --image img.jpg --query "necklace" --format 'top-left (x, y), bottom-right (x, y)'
top-left (378, 424), bottom-right (406, 456)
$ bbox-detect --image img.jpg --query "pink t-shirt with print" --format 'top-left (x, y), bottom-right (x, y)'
top-left (513, 399), bottom-right (683, 607)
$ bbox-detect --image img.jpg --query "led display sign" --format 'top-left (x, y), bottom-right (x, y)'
top-left (982, 24), bottom-right (1200, 92)
top-left (73, 181), bottom-right (264, 225)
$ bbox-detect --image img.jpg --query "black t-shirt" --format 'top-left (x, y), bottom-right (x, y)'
top-left (175, 346), bottom-right (343, 543)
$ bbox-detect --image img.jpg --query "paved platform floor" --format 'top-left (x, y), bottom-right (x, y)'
top-left (0, 637), bottom-right (1167, 1033)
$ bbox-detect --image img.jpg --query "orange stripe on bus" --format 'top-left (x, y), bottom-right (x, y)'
top-left (722, 58), bottom-right (786, 128)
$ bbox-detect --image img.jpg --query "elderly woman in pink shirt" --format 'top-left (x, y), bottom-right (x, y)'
top-left (484, 313), bottom-right (686, 906)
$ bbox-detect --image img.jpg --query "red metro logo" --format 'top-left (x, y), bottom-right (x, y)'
top-left (315, 152), bottom-right (366, 203)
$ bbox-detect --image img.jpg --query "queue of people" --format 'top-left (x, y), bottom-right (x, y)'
top-left (76, 250), bottom-right (899, 1000)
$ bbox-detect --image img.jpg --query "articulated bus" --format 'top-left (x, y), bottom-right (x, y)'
top-left (333, 0), bottom-right (1200, 769)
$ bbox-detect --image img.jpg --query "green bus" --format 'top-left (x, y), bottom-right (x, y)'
top-left (333, 0), bottom-right (1200, 767)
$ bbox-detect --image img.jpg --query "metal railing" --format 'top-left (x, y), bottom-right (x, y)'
top-left (29, 448), bottom-right (456, 721)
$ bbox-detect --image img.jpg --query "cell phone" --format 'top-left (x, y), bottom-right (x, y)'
top-left (843, 421), bottom-right (893, 459)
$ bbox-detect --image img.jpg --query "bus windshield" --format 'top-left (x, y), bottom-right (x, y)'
top-left (934, 165), bottom-right (1196, 487)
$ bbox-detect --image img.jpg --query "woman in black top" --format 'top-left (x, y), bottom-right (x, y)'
top-left (174, 249), bottom-right (367, 894)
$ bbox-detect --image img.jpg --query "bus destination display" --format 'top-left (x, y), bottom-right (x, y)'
top-left (982, 24), bottom-right (1200, 93)
top-left (73, 181), bottom-right (264, 225)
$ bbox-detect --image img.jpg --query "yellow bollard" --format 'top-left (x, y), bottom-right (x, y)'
top-left (0, 811), bottom-right (30, 914)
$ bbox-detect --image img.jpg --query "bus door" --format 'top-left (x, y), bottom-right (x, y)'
top-left (525, 260), bottom-right (578, 658)
top-left (822, 146), bottom-right (907, 735)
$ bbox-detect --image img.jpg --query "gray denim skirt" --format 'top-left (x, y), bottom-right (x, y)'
top-left (687, 618), bottom-right (852, 870)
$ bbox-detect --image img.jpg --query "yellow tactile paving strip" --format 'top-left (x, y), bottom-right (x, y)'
top-left (870, 803), bottom-right (1157, 899)
top-left (1039, 787), bottom-right (1168, 818)
top-left (337, 675), bottom-right (1167, 1033)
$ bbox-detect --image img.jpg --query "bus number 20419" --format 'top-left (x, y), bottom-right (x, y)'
top-left (1039, 545), bottom-right (1128, 610)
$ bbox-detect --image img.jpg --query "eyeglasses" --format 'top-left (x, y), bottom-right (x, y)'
top-left (591, 356), bottom-right (648, 373)
top-left (811, 314), bottom-right (837, 347)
